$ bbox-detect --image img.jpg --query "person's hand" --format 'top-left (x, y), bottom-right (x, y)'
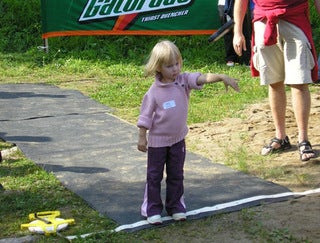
top-left (137, 137), bottom-right (148, 152)
top-left (221, 74), bottom-right (240, 92)
top-left (233, 32), bottom-right (247, 57)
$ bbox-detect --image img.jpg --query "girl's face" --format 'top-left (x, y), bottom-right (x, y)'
top-left (158, 59), bottom-right (181, 83)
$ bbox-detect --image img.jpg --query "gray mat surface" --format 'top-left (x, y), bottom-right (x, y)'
top-left (0, 84), bottom-right (291, 230)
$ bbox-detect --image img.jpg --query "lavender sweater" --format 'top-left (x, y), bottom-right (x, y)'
top-left (137, 72), bottom-right (203, 147)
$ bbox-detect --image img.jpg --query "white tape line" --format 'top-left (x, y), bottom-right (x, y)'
top-left (187, 188), bottom-right (320, 216)
top-left (65, 188), bottom-right (320, 239)
top-left (113, 216), bottom-right (172, 232)
top-left (114, 188), bottom-right (320, 232)
top-left (64, 231), bottom-right (106, 241)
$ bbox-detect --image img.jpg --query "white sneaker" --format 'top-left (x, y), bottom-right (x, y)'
top-left (147, 215), bottom-right (162, 225)
top-left (172, 212), bottom-right (187, 221)
top-left (226, 61), bottom-right (235, 67)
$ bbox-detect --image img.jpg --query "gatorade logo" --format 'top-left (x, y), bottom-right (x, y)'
top-left (79, 0), bottom-right (192, 22)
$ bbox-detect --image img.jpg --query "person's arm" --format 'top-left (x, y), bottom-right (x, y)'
top-left (137, 127), bottom-right (148, 152)
top-left (233, 0), bottom-right (249, 56)
top-left (315, 0), bottom-right (320, 14)
top-left (196, 73), bottom-right (240, 92)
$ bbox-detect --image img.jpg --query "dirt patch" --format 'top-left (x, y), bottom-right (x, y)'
top-left (153, 194), bottom-right (319, 242)
top-left (187, 91), bottom-right (320, 191)
top-left (173, 90), bottom-right (320, 242)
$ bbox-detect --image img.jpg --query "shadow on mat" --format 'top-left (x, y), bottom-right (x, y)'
top-left (38, 163), bottom-right (110, 174)
top-left (0, 91), bottom-right (67, 99)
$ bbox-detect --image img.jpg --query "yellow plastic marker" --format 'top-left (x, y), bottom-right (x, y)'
top-left (21, 211), bottom-right (75, 236)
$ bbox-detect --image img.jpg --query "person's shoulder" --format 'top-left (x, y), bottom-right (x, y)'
top-left (177, 72), bottom-right (198, 78)
top-left (175, 72), bottom-right (189, 82)
top-left (176, 72), bottom-right (202, 87)
top-left (179, 72), bottom-right (202, 80)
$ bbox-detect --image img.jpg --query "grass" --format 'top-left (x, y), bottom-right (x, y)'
top-left (0, 35), bottom-right (318, 242)
top-left (0, 142), bottom-right (125, 242)
top-left (0, 40), bottom-right (268, 124)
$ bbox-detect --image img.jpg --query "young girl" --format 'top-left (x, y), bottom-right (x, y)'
top-left (137, 40), bottom-right (239, 225)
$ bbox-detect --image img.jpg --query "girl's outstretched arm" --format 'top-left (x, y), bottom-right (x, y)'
top-left (197, 73), bottom-right (240, 92)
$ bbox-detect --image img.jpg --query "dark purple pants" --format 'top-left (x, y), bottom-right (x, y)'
top-left (141, 139), bottom-right (186, 217)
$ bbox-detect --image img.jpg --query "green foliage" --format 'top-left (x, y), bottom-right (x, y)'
top-left (1, 0), bottom-right (319, 53)
top-left (0, 0), bottom-right (41, 52)
top-left (1, 1), bottom-right (228, 64)
top-left (310, 0), bottom-right (320, 50)
top-left (43, 35), bottom-right (227, 70)
top-left (0, 142), bottom-right (119, 241)
top-left (309, 0), bottom-right (320, 48)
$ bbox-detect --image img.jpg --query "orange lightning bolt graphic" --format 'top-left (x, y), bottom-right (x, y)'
top-left (113, 13), bottom-right (138, 31)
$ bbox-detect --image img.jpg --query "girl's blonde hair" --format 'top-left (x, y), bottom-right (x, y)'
top-left (144, 40), bottom-right (183, 77)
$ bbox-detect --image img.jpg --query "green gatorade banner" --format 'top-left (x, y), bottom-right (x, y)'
top-left (41, 0), bottom-right (220, 38)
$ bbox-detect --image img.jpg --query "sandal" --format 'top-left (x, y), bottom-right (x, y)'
top-left (298, 140), bottom-right (316, 162)
top-left (261, 136), bottom-right (292, 156)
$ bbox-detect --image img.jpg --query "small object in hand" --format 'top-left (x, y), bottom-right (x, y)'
top-left (208, 20), bottom-right (235, 43)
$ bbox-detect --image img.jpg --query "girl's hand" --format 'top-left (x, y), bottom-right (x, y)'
top-left (197, 74), bottom-right (239, 92)
top-left (137, 137), bottom-right (148, 152)
top-left (222, 74), bottom-right (240, 92)
top-left (137, 127), bottom-right (148, 152)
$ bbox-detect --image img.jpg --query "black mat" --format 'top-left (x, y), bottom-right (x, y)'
top-left (0, 84), bottom-right (291, 231)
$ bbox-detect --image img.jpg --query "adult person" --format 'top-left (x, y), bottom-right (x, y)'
top-left (233, 0), bottom-right (320, 161)
top-left (316, 2), bottom-right (320, 82)
top-left (217, 0), bottom-right (252, 66)
top-left (217, 0), bottom-right (238, 66)
top-left (0, 151), bottom-right (3, 191)
top-left (318, 54), bottom-right (320, 82)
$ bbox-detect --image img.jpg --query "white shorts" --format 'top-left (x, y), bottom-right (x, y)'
top-left (253, 20), bottom-right (315, 85)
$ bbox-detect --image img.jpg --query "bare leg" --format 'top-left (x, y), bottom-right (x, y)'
top-left (291, 84), bottom-right (310, 142)
top-left (291, 84), bottom-right (315, 161)
top-left (261, 81), bottom-right (288, 155)
top-left (269, 82), bottom-right (287, 141)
